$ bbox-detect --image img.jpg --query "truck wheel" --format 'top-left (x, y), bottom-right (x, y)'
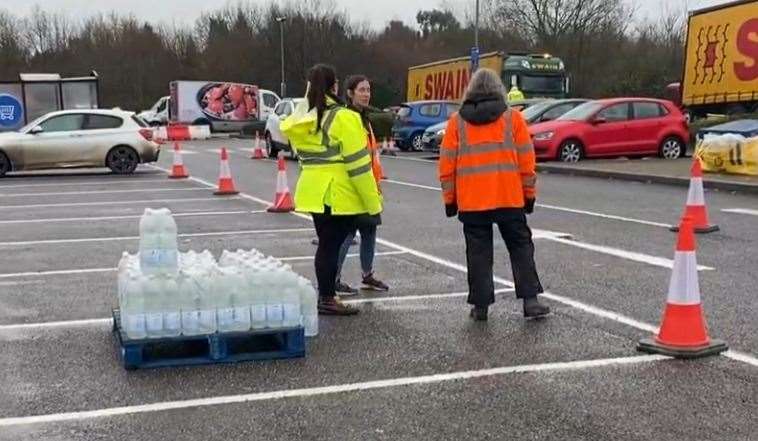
top-left (266, 133), bottom-right (279, 158)
top-left (659, 137), bottom-right (684, 160)
top-left (557, 140), bottom-right (583, 163)
top-left (106, 146), bottom-right (140, 174)
top-left (0, 152), bottom-right (11, 177)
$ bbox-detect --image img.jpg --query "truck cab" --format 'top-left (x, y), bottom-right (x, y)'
top-left (502, 53), bottom-right (569, 99)
top-left (138, 96), bottom-right (169, 127)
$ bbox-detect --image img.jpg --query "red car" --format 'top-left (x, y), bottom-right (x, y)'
top-left (528, 98), bottom-right (689, 162)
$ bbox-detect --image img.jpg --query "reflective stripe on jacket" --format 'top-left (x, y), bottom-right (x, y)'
top-left (281, 101), bottom-right (382, 215)
top-left (438, 109), bottom-right (536, 212)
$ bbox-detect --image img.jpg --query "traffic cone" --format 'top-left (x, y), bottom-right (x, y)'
top-left (168, 142), bottom-right (189, 179)
top-left (213, 148), bottom-right (239, 195)
top-left (251, 132), bottom-right (265, 159)
top-left (670, 158), bottom-right (719, 234)
top-left (267, 153), bottom-right (294, 212)
top-left (637, 216), bottom-right (727, 358)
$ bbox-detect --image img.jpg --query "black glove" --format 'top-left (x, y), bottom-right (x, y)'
top-left (445, 204), bottom-right (458, 218)
top-left (524, 198), bottom-right (536, 215)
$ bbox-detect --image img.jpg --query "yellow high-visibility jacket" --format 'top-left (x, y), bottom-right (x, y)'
top-left (281, 98), bottom-right (382, 215)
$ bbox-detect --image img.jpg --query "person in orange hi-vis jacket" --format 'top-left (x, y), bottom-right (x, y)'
top-left (439, 68), bottom-right (550, 322)
top-left (332, 75), bottom-right (390, 294)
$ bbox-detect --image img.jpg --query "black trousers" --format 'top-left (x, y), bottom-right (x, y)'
top-left (312, 207), bottom-right (359, 299)
top-left (463, 213), bottom-right (543, 307)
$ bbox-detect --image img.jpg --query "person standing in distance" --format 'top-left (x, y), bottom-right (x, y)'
top-left (281, 64), bottom-right (382, 315)
top-left (334, 75), bottom-right (389, 295)
top-left (438, 68), bottom-right (550, 321)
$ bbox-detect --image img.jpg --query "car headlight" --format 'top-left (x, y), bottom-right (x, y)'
top-left (521, 60), bottom-right (531, 69)
top-left (436, 129), bottom-right (445, 137)
top-left (533, 131), bottom-right (554, 141)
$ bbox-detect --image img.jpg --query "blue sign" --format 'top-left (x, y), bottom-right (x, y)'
top-left (0, 94), bottom-right (23, 127)
top-left (471, 46), bottom-right (480, 72)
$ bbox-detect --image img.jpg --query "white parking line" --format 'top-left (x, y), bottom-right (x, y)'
top-left (0, 228), bottom-right (314, 247)
top-left (0, 289), bottom-right (512, 332)
top-left (280, 250), bottom-right (406, 262)
top-left (0, 178), bottom-right (178, 189)
top-left (0, 267), bottom-right (116, 279)
top-left (0, 187), bottom-right (207, 198)
top-left (0, 354), bottom-right (667, 427)
top-left (145, 164), bottom-right (757, 368)
top-left (0, 250), bottom-right (404, 279)
top-left (722, 208), bottom-right (758, 217)
top-left (543, 236), bottom-right (714, 271)
top-left (382, 179), bottom-right (673, 228)
top-left (0, 210), bottom-right (266, 225)
top-left (2, 197), bottom-right (239, 210)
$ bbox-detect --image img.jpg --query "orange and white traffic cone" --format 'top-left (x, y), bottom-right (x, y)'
top-left (168, 142), bottom-right (189, 179)
top-left (214, 147), bottom-right (239, 195)
top-left (637, 216), bottom-right (727, 358)
top-left (670, 158), bottom-right (719, 234)
top-left (267, 153), bottom-right (294, 213)
top-left (251, 132), bottom-right (265, 159)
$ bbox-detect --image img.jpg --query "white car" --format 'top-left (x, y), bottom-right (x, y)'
top-left (0, 109), bottom-right (160, 176)
top-left (264, 98), bottom-right (305, 158)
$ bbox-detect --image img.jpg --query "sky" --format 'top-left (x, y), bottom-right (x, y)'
top-left (9, 0), bottom-right (734, 29)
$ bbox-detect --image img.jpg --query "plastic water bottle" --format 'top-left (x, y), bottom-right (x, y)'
top-left (298, 277), bottom-right (319, 337)
top-left (178, 271), bottom-right (202, 336)
top-left (246, 266), bottom-right (267, 330)
top-left (262, 264), bottom-right (284, 328)
top-left (122, 273), bottom-right (147, 339)
top-left (281, 269), bottom-right (302, 328)
top-left (195, 269), bottom-right (217, 334)
top-left (139, 208), bottom-right (178, 275)
top-left (162, 276), bottom-right (181, 337)
top-left (143, 274), bottom-right (165, 338)
top-left (217, 268), bottom-right (251, 332)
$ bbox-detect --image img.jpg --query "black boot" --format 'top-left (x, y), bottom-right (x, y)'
top-left (523, 297), bottom-right (550, 318)
top-left (470, 306), bottom-right (488, 321)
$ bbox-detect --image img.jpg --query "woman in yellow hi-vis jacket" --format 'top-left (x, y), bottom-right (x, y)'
top-left (281, 64), bottom-right (382, 316)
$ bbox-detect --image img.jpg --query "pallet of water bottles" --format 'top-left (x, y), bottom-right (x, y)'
top-left (112, 308), bottom-right (305, 370)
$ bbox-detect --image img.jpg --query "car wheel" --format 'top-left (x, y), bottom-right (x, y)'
top-left (0, 151), bottom-right (11, 176)
top-left (659, 137), bottom-right (684, 160)
top-left (266, 132), bottom-right (279, 158)
top-left (410, 133), bottom-right (424, 151)
top-left (106, 146), bottom-right (140, 175)
top-left (557, 140), bottom-right (583, 163)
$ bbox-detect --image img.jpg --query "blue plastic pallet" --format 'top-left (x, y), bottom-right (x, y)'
top-left (112, 309), bottom-right (305, 370)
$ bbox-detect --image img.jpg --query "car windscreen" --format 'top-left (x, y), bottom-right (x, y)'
top-left (397, 106), bottom-right (412, 118)
top-left (521, 101), bottom-right (555, 122)
top-left (557, 102), bottom-right (603, 121)
top-left (521, 75), bottom-right (564, 93)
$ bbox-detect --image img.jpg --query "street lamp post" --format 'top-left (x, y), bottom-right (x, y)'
top-left (276, 17), bottom-right (287, 98)
top-left (474, 0), bottom-right (480, 49)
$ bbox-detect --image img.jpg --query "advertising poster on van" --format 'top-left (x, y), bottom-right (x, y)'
top-left (171, 81), bottom-right (260, 124)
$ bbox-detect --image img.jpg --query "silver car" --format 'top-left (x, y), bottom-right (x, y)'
top-left (0, 109), bottom-right (160, 176)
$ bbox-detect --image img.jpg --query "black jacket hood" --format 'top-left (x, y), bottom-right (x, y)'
top-left (458, 92), bottom-right (508, 125)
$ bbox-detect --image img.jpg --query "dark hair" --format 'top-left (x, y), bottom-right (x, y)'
top-left (307, 63), bottom-right (342, 131)
top-left (344, 74), bottom-right (371, 129)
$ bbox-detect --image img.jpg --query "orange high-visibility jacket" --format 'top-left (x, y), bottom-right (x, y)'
top-left (367, 124), bottom-right (384, 188)
top-left (438, 109), bottom-right (536, 211)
